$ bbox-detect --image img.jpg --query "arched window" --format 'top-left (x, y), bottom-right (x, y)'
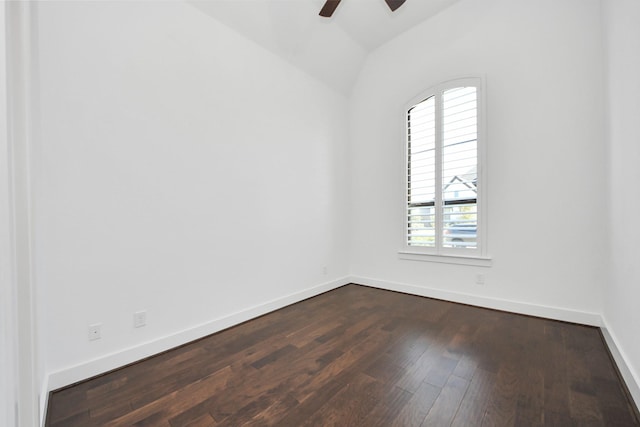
top-left (405, 77), bottom-right (487, 259)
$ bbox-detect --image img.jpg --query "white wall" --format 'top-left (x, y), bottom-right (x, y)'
top-left (603, 0), bottom-right (640, 406)
top-left (349, 0), bottom-right (607, 320)
top-left (35, 1), bottom-right (350, 387)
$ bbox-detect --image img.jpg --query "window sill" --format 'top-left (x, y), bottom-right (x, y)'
top-left (398, 251), bottom-right (492, 267)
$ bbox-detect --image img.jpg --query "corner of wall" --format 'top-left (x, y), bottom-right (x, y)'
top-left (600, 318), bottom-right (640, 413)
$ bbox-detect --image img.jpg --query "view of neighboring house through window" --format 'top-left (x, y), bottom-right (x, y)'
top-left (406, 79), bottom-right (482, 254)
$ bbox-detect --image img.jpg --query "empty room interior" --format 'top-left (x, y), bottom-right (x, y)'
top-left (1, 0), bottom-right (640, 425)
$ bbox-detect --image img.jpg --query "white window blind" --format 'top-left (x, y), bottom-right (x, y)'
top-left (407, 82), bottom-right (480, 253)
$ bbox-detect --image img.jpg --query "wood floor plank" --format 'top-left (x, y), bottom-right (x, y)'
top-left (180, 413), bottom-right (217, 427)
top-left (594, 376), bottom-right (640, 426)
top-left (46, 284), bottom-right (640, 427)
top-left (245, 392), bottom-right (299, 426)
top-left (103, 365), bottom-right (232, 426)
top-left (167, 395), bottom-right (217, 427)
top-left (513, 317), bottom-right (545, 426)
top-left (301, 373), bottom-right (386, 426)
top-left (276, 374), bottom-right (349, 426)
top-left (452, 354), bottom-right (478, 381)
top-left (450, 367), bottom-right (495, 427)
top-left (423, 354), bottom-right (460, 388)
top-left (393, 325), bottom-right (457, 393)
top-left (421, 374), bottom-right (470, 426)
top-left (215, 382), bottom-right (296, 426)
top-left (543, 321), bottom-right (571, 417)
top-left (361, 385), bottom-right (414, 427)
top-left (391, 381), bottom-right (442, 427)
top-left (481, 364), bottom-right (519, 426)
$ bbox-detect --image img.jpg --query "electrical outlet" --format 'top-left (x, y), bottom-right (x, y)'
top-left (134, 311), bottom-right (146, 328)
top-left (88, 324), bottom-right (102, 341)
top-left (322, 266), bottom-right (328, 275)
top-left (475, 274), bottom-right (485, 285)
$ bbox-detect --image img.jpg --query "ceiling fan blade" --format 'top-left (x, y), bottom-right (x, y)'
top-left (319, 0), bottom-right (342, 17)
top-left (384, 0), bottom-right (407, 12)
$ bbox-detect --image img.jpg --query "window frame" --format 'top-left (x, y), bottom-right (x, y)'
top-left (400, 76), bottom-right (489, 264)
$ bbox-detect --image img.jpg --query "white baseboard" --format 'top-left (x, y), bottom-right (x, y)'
top-left (39, 375), bottom-right (49, 427)
top-left (46, 277), bottom-right (349, 393)
top-left (349, 276), bottom-right (603, 326)
top-left (600, 320), bottom-right (640, 411)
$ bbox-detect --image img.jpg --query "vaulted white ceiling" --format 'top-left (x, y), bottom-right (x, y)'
top-left (188, 0), bottom-right (461, 95)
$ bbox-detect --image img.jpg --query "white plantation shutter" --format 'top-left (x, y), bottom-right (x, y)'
top-left (407, 80), bottom-right (480, 253)
top-left (407, 96), bottom-right (436, 247)
top-left (442, 86), bottom-right (478, 249)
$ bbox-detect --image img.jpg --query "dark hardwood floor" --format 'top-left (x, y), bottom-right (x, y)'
top-left (46, 284), bottom-right (639, 426)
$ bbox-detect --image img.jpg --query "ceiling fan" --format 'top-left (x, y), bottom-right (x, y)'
top-left (319, 0), bottom-right (407, 17)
